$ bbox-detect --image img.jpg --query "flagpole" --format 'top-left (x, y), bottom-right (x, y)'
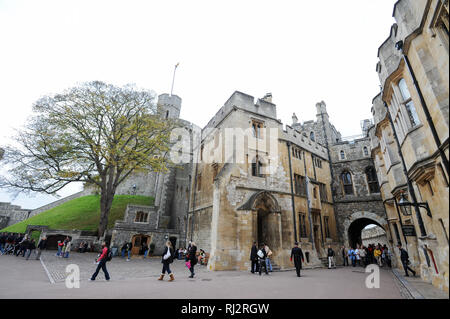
top-left (170, 63), bottom-right (179, 96)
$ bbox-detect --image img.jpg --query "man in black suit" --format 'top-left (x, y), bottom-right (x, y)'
top-left (397, 244), bottom-right (416, 277)
top-left (250, 242), bottom-right (258, 273)
top-left (290, 242), bottom-right (305, 277)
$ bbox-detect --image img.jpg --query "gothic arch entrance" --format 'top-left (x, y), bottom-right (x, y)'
top-left (249, 191), bottom-right (282, 251)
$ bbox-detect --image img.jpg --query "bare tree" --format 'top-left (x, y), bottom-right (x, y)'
top-left (0, 81), bottom-right (178, 237)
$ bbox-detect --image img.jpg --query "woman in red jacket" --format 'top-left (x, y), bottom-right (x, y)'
top-left (90, 242), bottom-right (110, 281)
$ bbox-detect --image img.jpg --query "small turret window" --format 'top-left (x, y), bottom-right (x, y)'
top-left (310, 132), bottom-right (315, 141)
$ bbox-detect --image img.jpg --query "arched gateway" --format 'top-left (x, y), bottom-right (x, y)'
top-left (342, 212), bottom-right (389, 248)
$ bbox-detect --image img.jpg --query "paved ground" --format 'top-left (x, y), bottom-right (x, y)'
top-left (391, 268), bottom-right (449, 299)
top-left (0, 251), bottom-right (410, 299)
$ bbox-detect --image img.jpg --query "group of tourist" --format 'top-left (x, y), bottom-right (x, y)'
top-left (55, 237), bottom-right (72, 258)
top-left (0, 232), bottom-right (48, 260)
top-left (250, 242), bottom-right (275, 275)
top-left (340, 243), bottom-right (392, 268)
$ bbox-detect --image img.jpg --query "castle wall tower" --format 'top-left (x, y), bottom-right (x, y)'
top-left (157, 93), bottom-right (182, 119)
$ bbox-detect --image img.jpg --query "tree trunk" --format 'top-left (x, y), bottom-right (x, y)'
top-left (98, 189), bottom-right (115, 239)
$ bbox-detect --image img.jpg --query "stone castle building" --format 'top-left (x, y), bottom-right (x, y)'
top-left (2, 0), bottom-right (446, 293)
top-left (369, 0), bottom-right (449, 292)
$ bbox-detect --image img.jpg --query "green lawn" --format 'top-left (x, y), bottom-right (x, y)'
top-left (1, 195), bottom-right (154, 234)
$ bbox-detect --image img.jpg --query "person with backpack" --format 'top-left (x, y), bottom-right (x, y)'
top-left (186, 242), bottom-right (198, 278)
top-left (290, 242), bottom-right (305, 277)
top-left (257, 243), bottom-right (268, 275)
top-left (158, 241), bottom-right (175, 281)
top-left (90, 242), bottom-right (111, 281)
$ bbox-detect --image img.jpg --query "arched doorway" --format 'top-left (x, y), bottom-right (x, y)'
top-left (251, 192), bottom-right (282, 250)
top-left (131, 234), bottom-right (150, 256)
top-left (347, 218), bottom-right (384, 248)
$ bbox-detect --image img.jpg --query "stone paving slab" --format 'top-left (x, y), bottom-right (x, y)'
top-left (0, 252), bottom-right (405, 299)
top-left (391, 268), bottom-right (449, 299)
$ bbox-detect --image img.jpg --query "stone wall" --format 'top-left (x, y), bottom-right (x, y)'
top-left (0, 202), bottom-right (31, 228)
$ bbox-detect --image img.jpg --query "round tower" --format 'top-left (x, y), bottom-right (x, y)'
top-left (157, 93), bottom-right (182, 119)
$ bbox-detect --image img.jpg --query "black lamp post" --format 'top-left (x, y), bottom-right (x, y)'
top-left (398, 193), bottom-right (432, 218)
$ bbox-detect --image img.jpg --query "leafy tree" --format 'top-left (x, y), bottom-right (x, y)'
top-left (0, 81), bottom-right (178, 237)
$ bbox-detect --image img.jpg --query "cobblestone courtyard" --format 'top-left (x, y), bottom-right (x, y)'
top-left (0, 251), bottom-right (429, 299)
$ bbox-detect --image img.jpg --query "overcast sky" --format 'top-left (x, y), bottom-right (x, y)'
top-left (0, 0), bottom-right (396, 209)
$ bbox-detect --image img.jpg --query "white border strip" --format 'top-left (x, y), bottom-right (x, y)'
top-left (39, 257), bottom-right (55, 284)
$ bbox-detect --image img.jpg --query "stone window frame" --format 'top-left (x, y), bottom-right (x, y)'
top-left (310, 131), bottom-right (315, 142)
top-left (134, 211), bottom-right (149, 223)
top-left (340, 170), bottom-right (354, 195)
top-left (298, 213), bottom-right (308, 238)
top-left (365, 166), bottom-right (380, 194)
top-left (430, 0), bottom-right (449, 53)
top-left (340, 150), bottom-right (345, 160)
top-left (323, 216), bottom-right (331, 239)
top-left (396, 78), bottom-right (421, 129)
top-left (251, 155), bottom-right (264, 177)
top-left (294, 174), bottom-right (306, 196)
top-left (251, 120), bottom-right (264, 139)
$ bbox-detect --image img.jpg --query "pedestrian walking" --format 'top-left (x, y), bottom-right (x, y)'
top-left (374, 245), bottom-right (382, 267)
top-left (397, 244), bottom-right (416, 277)
top-left (290, 242), bottom-right (305, 277)
top-left (341, 245), bottom-right (349, 266)
top-left (63, 240), bottom-right (72, 258)
top-left (257, 244), bottom-right (268, 275)
top-left (126, 242), bottom-right (132, 261)
top-left (187, 242), bottom-right (197, 278)
top-left (250, 241), bottom-right (258, 274)
top-left (264, 243), bottom-right (273, 272)
top-left (90, 242), bottom-right (111, 281)
top-left (35, 236), bottom-right (47, 260)
top-left (25, 239), bottom-right (36, 260)
top-left (327, 245), bottom-right (336, 269)
top-left (359, 245), bottom-right (367, 267)
top-left (384, 246), bottom-right (392, 268)
top-left (158, 241), bottom-right (175, 281)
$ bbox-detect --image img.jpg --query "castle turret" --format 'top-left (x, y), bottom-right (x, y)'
top-left (157, 93), bottom-right (182, 119)
top-left (316, 101), bottom-right (329, 123)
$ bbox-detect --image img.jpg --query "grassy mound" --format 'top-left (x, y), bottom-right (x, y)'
top-left (1, 194), bottom-right (154, 233)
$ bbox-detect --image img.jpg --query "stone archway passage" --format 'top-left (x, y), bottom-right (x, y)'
top-left (348, 218), bottom-right (384, 248)
top-left (342, 212), bottom-right (389, 249)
